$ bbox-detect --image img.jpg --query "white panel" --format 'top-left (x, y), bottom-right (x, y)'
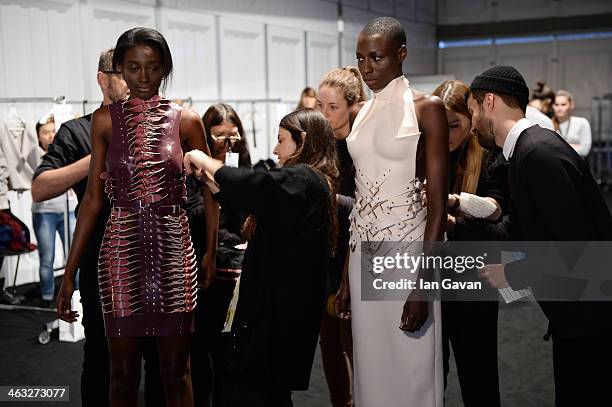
top-left (219, 17), bottom-right (266, 100)
top-left (368, 0), bottom-right (394, 14)
top-left (159, 8), bottom-right (218, 100)
top-left (396, 0), bottom-right (416, 21)
top-left (179, 0), bottom-right (337, 35)
top-left (342, 35), bottom-right (358, 69)
top-left (342, 6), bottom-right (379, 39)
top-left (439, 46), bottom-right (496, 85)
top-left (403, 19), bottom-right (436, 49)
top-left (267, 25), bottom-right (305, 100)
top-left (0, 0), bottom-right (81, 99)
top-left (0, 7), bottom-right (5, 97)
top-left (497, 42), bottom-right (554, 92)
top-left (343, 0), bottom-right (369, 10)
top-left (1, 3), bottom-right (34, 96)
top-left (307, 32), bottom-right (339, 88)
top-left (558, 39), bottom-right (612, 120)
top-left (415, 0), bottom-right (436, 24)
top-left (560, 0), bottom-right (612, 17)
top-left (48, 2), bottom-right (84, 100)
top-left (401, 19), bottom-right (436, 76)
top-left (86, 0), bottom-right (155, 101)
top-left (438, 0), bottom-right (495, 25)
top-left (497, 0), bottom-right (556, 21)
top-left (405, 48), bottom-right (436, 75)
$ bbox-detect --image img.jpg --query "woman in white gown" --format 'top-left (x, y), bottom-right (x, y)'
top-left (336, 17), bottom-right (449, 407)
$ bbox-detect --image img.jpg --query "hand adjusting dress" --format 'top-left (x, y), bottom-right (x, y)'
top-left (346, 76), bottom-right (443, 407)
top-left (98, 95), bottom-right (197, 337)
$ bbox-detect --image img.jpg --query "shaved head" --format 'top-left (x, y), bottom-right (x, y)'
top-left (361, 17), bottom-right (406, 49)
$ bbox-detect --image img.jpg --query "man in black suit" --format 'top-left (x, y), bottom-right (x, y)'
top-left (466, 66), bottom-right (612, 407)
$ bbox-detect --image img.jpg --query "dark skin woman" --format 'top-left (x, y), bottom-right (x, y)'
top-left (57, 32), bottom-right (218, 407)
top-left (335, 26), bottom-right (448, 333)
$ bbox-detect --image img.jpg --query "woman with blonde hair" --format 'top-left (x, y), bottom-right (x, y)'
top-left (315, 65), bottom-right (367, 407)
top-left (433, 79), bottom-right (505, 407)
top-left (553, 90), bottom-right (592, 157)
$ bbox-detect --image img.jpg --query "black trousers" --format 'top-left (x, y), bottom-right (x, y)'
top-left (191, 280), bottom-right (236, 407)
top-left (552, 334), bottom-right (612, 407)
top-left (442, 300), bottom-right (500, 407)
top-left (79, 255), bottom-right (165, 406)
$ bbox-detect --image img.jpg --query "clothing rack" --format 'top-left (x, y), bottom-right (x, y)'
top-left (590, 95), bottom-right (612, 191)
top-left (0, 96), bottom-right (90, 116)
top-left (177, 97), bottom-right (284, 148)
top-left (1, 96), bottom-right (74, 302)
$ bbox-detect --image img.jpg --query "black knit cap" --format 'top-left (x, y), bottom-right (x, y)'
top-left (470, 66), bottom-right (529, 106)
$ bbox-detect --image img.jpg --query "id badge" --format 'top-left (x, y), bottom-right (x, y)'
top-left (225, 152), bottom-right (239, 168)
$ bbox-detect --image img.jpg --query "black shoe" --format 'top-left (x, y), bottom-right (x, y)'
top-left (41, 299), bottom-right (54, 309)
top-left (0, 289), bottom-right (24, 305)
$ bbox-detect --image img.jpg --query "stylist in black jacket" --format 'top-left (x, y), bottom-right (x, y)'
top-left (467, 66), bottom-right (612, 407)
top-left (184, 108), bottom-right (339, 407)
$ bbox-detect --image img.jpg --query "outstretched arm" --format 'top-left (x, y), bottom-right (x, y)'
top-left (32, 124), bottom-right (91, 202)
top-left (57, 107), bottom-right (110, 322)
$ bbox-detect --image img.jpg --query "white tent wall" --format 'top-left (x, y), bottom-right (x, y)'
top-left (0, 0), bottom-right (437, 287)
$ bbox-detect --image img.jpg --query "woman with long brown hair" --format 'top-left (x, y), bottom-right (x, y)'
top-left (433, 79), bottom-right (505, 407)
top-left (315, 65), bottom-right (367, 407)
top-left (296, 87), bottom-right (317, 110)
top-left (184, 108), bottom-right (338, 406)
top-left (187, 103), bottom-right (251, 406)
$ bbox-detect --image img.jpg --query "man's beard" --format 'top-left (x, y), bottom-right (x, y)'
top-left (474, 112), bottom-right (497, 151)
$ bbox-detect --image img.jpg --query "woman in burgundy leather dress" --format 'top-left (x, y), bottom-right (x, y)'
top-left (57, 27), bottom-right (218, 406)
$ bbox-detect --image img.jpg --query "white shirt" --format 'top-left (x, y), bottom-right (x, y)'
top-left (525, 105), bottom-right (554, 131)
top-left (503, 118), bottom-right (536, 160)
top-left (557, 116), bottom-right (591, 157)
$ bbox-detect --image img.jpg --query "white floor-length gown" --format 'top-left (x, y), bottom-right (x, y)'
top-left (346, 76), bottom-right (443, 407)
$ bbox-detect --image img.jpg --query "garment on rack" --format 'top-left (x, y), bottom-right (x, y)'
top-left (0, 114), bottom-right (41, 190)
top-left (0, 146), bottom-right (9, 210)
top-left (0, 209), bottom-right (37, 253)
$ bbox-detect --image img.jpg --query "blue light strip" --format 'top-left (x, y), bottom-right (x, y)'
top-left (438, 39), bottom-right (494, 49)
top-left (438, 31), bottom-right (612, 49)
top-left (495, 35), bottom-right (555, 45)
top-left (557, 31), bottom-right (612, 41)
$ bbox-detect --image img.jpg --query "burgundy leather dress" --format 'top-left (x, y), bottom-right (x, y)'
top-left (98, 95), bottom-right (197, 337)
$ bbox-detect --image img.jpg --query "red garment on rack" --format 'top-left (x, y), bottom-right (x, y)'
top-left (0, 209), bottom-right (37, 253)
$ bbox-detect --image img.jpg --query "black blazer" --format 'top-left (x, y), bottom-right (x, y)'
top-left (214, 163), bottom-right (331, 390)
top-left (456, 125), bottom-right (612, 338)
top-left (506, 125), bottom-right (612, 242)
top-left (503, 125), bottom-right (612, 338)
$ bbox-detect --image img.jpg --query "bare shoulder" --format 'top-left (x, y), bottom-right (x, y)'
top-left (180, 105), bottom-right (200, 126)
top-left (413, 89), bottom-right (444, 111)
top-left (179, 105), bottom-right (205, 147)
top-left (91, 105), bottom-right (112, 141)
top-left (92, 104), bottom-right (111, 123)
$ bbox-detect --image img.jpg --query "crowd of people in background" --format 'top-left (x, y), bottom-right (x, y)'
top-left (0, 13), bottom-right (605, 407)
